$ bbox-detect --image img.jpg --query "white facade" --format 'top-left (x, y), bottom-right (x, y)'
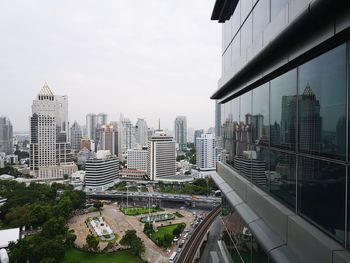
top-left (118, 116), bottom-right (133, 157)
top-left (85, 150), bottom-right (119, 192)
top-left (196, 134), bottom-right (215, 171)
top-left (127, 148), bottom-right (147, 171)
top-left (147, 132), bottom-right (176, 180)
top-left (174, 116), bottom-right (187, 151)
top-left (30, 84), bottom-right (77, 179)
top-left (97, 113), bottom-right (108, 127)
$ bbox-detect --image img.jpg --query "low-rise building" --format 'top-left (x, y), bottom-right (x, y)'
top-left (120, 168), bottom-right (146, 179)
top-left (85, 150), bottom-right (119, 192)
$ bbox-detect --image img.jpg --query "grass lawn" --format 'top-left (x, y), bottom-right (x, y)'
top-left (88, 207), bottom-right (98, 213)
top-left (64, 249), bottom-right (147, 263)
top-left (150, 223), bottom-right (185, 242)
top-left (121, 207), bottom-right (163, 216)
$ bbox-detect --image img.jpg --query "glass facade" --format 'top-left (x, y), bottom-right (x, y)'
top-left (222, 0), bottom-right (288, 73)
top-left (219, 43), bottom-right (349, 246)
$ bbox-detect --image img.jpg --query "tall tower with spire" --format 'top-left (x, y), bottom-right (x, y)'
top-left (30, 84), bottom-right (77, 179)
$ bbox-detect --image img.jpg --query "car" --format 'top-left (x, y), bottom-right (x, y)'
top-left (177, 248), bottom-right (182, 253)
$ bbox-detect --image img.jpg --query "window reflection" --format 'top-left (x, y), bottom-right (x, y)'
top-left (270, 69), bottom-right (297, 150)
top-left (252, 83), bottom-right (269, 145)
top-left (298, 44), bottom-right (346, 160)
top-left (270, 150), bottom-right (296, 209)
top-left (298, 157), bottom-right (345, 243)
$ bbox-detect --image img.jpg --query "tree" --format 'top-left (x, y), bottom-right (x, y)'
top-left (93, 200), bottom-right (103, 210)
top-left (5, 206), bottom-right (30, 227)
top-left (130, 237), bottom-right (145, 257)
top-left (120, 230), bottom-right (145, 256)
top-left (63, 174), bottom-right (69, 180)
top-left (41, 217), bottom-right (68, 238)
top-left (29, 204), bottom-right (52, 227)
top-left (86, 234), bottom-right (99, 251)
top-left (162, 233), bottom-right (173, 248)
top-left (65, 229), bottom-right (77, 247)
top-left (37, 239), bottom-right (65, 263)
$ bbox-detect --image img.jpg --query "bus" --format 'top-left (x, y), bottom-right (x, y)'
top-left (169, 252), bottom-right (177, 263)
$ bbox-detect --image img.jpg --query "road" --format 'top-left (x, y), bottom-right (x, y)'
top-left (87, 191), bottom-right (221, 204)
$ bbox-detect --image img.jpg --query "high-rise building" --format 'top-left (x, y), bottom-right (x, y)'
top-left (70, 121), bottom-right (82, 155)
top-left (97, 113), bottom-right (108, 127)
top-left (174, 116), bottom-right (187, 151)
top-left (196, 134), bottom-right (215, 171)
top-left (210, 0), bottom-right (350, 261)
top-left (147, 132), bottom-right (176, 180)
top-left (54, 95), bottom-right (69, 141)
top-left (135, 118), bottom-right (148, 147)
top-left (98, 123), bottom-right (118, 156)
top-left (127, 148), bottom-right (147, 171)
top-left (118, 116), bottom-right (133, 157)
top-left (0, 117), bottom-right (13, 154)
top-left (30, 84), bottom-right (77, 178)
top-left (194, 129), bottom-right (204, 148)
top-left (86, 113), bottom-right (97, 141)
top-left (85, 150), bottom-right (119, 192)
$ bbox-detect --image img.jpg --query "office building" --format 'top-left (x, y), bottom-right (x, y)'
top-left (147, 132), bottom-right (176, 180)
top-left (119, 116), bottom-right (133, 156)
top-left (174, 116), bottom-right (187, 151)
top-left (29, 84), bottom-right (77, 178)
top-left (196, 134), bottom-right (215, 171)
top-left (76, 147), bottom-right (95, 167)
top-left (98, 123), bottom-right (118, 156)
top-left (86, 113), bottom-right (97, 141)
top-left (135, 118), bottom-right (148, 147)
top-left (194, 129), bottom-right (204, 148)
top-left (0, 117), bottom-right (13, 154)
top-left (127, 148), bottom-right (147, 171)
top-left (70, 121), bottom-right (82, 155)
top-left (85, 150), bottom-right (119, 192)
top-left (97, 113), bottom-right (108, 127)
top-left (210, 0), bottom-right (350, 261)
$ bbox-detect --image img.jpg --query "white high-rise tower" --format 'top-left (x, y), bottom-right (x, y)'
top-left (29, 84), bottom-right (77, 178)
top-left (196, 134), bottom-right (215, 171)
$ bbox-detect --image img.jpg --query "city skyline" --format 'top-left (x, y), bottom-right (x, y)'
top-left (0, 0), bottom-right (220, 132)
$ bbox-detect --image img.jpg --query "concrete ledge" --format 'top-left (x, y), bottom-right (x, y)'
top-left (214, 162), bottom-right (350, 262)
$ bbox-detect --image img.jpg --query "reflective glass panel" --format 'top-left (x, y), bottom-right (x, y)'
top-left (298, 44), bottom-right (346, 160)
top-left (271, 0), bottom-right (288, 18)
top-left (252, 83), bottom-right (269, 145)
top-left (270, 69), bottom-right (297, 150)
top-left (253, 0), bottom-right (270, 42)
top-left (270, 150), bottom-right (296, 209)
top-left (298, 157), bottom-right (346, 243)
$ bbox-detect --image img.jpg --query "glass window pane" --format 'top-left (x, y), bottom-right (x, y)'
top-left (241, 15), bottom-right (252, 58)
top-left (298, 44), bottom-right (347, 160)
top-left (241, 0), bottom-right (253, 23)
top-left (252, 83), bottom-right (269, 145)
top-left (223, 101), bottom-right (234, 165)
top-left (298, 157), bottom-right (345, 243)
top-left (270, 150), bottom-right (296, 209)
top-left (253, 0), bottom-right (270, 42)
top-left (271, 0), bottom-right (288, 18)
top-left (270, 69), bottom-right (297, 150)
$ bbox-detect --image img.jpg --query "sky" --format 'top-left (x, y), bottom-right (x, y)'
top-left (0, 0), bottom-right (221, 132)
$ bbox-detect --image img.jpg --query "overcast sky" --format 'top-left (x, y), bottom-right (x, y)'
top-left (0, 0), bottom-right (221, 132)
